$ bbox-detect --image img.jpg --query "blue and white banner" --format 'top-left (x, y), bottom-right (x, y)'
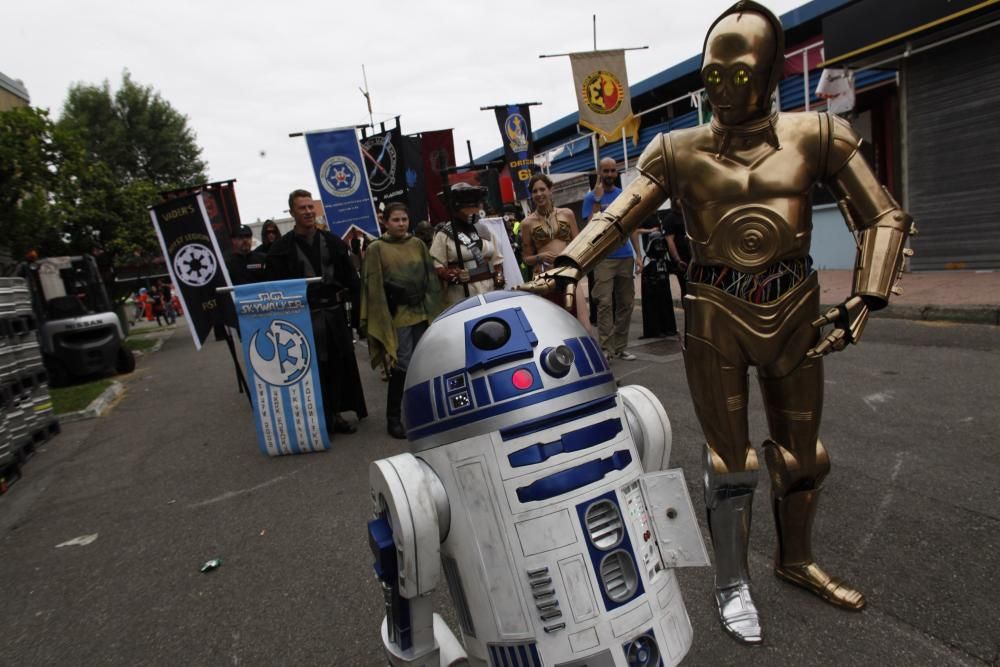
top-left (233, 279), bottom-right (329, 456)
top-left (304, 127), bottom-right (381, 239)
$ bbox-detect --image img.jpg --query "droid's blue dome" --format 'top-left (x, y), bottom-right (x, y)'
top-left (403, 292), bottom-right (616, 449)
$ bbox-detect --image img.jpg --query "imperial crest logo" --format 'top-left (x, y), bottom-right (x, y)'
top-left (582, 70), bottom-right (625, 115)
top-left (173, 243), bottom-right (217, 287)
top-left (248, 320), bottom-right (311, 386)
top-left (504, 113), bottom-right (529, 153)
top-left (320, 155), bottom-right (362, 198)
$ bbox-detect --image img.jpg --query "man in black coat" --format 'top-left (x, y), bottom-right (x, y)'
top-left (226, 225), bottom-right (267, 286)
top-left (265, 190), bottom-right (367, 436)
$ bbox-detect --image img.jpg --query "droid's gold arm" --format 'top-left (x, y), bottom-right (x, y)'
top-left (808, 115), bottom-right (915, 359)
top-left (555, 176), bottom-right (668, 274)
top-left (825, 114), bottom-right (914, 309)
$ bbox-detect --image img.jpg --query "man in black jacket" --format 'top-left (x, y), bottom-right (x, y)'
top-left (265, 190), bottom-right (367, 436)
top-left (226, 225), bottom-right (267, 286)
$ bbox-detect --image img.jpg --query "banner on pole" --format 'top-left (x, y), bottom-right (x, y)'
top-left (419, 129), bottom-right (456, 223)
top-left (149, 194), bottom-right (236, 349)
top-left (304, 127), bottom-right (381, 238)
top-left (360, 119), bottom-right (409, 214)
top-left (233, 279), bottom-right (329, 456)
top-left (570, 49), bottom-right (641, 145)
top-left (160, 181), bottom-right (242, 262)
top-left (401, 135), bottom-right (428, 225)
top-left (493, 104), bottom-right (537, 201)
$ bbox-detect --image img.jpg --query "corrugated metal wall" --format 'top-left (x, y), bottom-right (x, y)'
top-left (906, 24), bottom-right (1000, 270)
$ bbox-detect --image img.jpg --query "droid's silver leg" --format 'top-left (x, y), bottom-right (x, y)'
top-left (704, 446), bottom-right (763, 645)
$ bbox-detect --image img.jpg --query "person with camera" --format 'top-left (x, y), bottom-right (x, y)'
top-left (265, 189), bottom-right (367, 437)
top-left (430, 182), bottom-right (506, 306)
top-left (361, 203), bottom-right (443, 439)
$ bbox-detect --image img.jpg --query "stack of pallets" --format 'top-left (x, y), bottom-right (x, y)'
top-left (0, 277), bottom-right (60, 494)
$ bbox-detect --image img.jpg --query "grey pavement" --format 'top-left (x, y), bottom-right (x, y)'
top-left (0, 305), bottom-right (998, 666)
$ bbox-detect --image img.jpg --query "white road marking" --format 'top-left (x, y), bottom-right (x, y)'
top-left (856, 452), bottom-right (905, 557)
top-left (862, 390), bottom-right (895, 412)
top-left (187, 472), bottom-right (297, 509)
top-left (55, 534), bottom-right (98, 548)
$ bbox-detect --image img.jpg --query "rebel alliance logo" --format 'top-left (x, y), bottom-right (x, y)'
top-left (504, 113), bottom-right (529, 153)
top-left (320, 155), bottom-right (362, 198)
top-left (248, 320), bottom-right (311, 386)
top-left (173, 243), bottom-right (217, 287)
top-left (581, 70), bottom-right (625, 115)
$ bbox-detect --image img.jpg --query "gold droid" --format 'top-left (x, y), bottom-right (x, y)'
top-left (521, 0), bottom-right (913, 644)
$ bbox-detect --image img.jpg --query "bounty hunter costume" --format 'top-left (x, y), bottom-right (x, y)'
top-left (522, 0), bottom-right (914, 644)
top-left (430, 183), bottom-right (506, 306)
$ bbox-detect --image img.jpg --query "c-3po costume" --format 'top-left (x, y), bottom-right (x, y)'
top-left (522, 0), bottom-right (914, 644)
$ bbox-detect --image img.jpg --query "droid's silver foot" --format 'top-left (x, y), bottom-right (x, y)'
top-left (714, 584), bottom-right (763, 645)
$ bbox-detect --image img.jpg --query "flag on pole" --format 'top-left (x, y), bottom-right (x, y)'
top-left (304, 127), bottom-right (381, 238)
top-left (493, 104), bottom-right (537, 201)
top-left (149, 194), bottom-right (235, 349)
top-left (419, 129), bottom-right (456, 223)
top-left (360, 119), bottom-right (409, 214)
top-left (570, 49), bottom-right (641, 145)
top-left (233, 279), bottom-right (329, 456)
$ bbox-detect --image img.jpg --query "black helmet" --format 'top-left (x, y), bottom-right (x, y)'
top-left (447, 181), bottom-right (488, 210)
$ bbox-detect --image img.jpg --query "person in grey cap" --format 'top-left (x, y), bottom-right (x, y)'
top-left (226, 225), bottom-right (267, 285)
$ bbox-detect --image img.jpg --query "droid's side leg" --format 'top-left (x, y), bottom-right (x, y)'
top-left (369, 454), bottom-right (468, 666)
top-left (683, 334), bottom-right (763, 644)
top-left (758, 354), bottom-right (866, 611)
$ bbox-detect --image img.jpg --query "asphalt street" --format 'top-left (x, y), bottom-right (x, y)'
top-left (1, 310), bottom-right (997, 666)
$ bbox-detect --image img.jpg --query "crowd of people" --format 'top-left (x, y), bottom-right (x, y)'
top-left (129, 278), bottom-right (180, 327)
top-left (220, 162), bottom-right (685, 442)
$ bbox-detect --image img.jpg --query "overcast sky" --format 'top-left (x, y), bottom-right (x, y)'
top-left (4, 0), bottom-right (804, 223)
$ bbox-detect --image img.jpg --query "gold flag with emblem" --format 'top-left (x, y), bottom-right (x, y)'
top-left (570, 49), bottom-right (641, 145)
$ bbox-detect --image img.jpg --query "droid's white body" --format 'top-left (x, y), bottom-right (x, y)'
top-left (369, 292), bottom-right (708, 667)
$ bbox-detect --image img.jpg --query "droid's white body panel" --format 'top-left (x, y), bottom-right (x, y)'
top-left (368, 292), bottom-right (707, 667)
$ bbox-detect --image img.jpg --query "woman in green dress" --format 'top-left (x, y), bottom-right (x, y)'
top-left (361, 203), bottom-right (444, 439)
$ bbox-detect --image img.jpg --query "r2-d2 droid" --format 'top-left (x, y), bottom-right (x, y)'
top-left (368, 292), bottom-right (708, 666)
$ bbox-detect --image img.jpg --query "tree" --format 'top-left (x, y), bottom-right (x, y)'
top-left (56, 72), bottom-right (209, 294)
top-left (59, 71), bottom-right (207, 188)
top-left (0, 107), bottom-right (76, 260)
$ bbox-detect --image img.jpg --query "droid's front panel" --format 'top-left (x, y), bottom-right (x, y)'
top-left (421, 387), bottom-right (692, 665)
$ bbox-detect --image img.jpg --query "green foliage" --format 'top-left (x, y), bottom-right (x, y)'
top-left (0, 71), bottom-right (208, 288)
top-left (0, 107), bottom-right (75, 259)
top-left (60, 71), bottom-right (206, 188)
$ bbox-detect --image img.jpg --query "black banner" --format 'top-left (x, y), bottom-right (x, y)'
top-left (401, 135), bottom-right (428, 226)
top-left (149, 194), bottom-right (236, 349)
top-left (494, 104), bottom-right (537, 201)
top-left (360, 120), bottom-right (408, 215)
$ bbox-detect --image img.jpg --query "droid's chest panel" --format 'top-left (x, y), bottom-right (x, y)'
top-left (676, 134), bottom-right (817, 272)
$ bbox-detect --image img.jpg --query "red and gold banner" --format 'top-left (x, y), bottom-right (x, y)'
top-left (569, 49), bottom-right (641, 145)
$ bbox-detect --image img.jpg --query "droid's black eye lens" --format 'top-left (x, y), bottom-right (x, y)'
top-left (471, 318), bottom-right (510, 350)
top-left (541, 345), bottom-right (574, 377)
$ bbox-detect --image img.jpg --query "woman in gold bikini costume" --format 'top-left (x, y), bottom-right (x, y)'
top-left (520, 174), bottom-right (592, 329)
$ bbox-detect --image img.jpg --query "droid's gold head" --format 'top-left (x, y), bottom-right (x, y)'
top-left (701, 1), bottom-right (785, 126)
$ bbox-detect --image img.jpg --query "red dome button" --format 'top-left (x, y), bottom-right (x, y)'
top-left (511, 369), bottom-right (534, 390)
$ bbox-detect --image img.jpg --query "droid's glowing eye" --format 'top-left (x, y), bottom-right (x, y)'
top-left (511, 369), bottom-right (534, 390)
top-left (471, 318), bottom-right (510, 350)
top-left (733, 68), bottom-right (751, 86)
top-left (704, 68), bottom-right (722, 86)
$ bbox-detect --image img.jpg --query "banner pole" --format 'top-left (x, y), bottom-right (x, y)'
top-left (622, 127), bottom-right (629, 170)
top-left (224, 326), bottom-right (251, 405)
top-left (591, 134), bottom-right (600, 172)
